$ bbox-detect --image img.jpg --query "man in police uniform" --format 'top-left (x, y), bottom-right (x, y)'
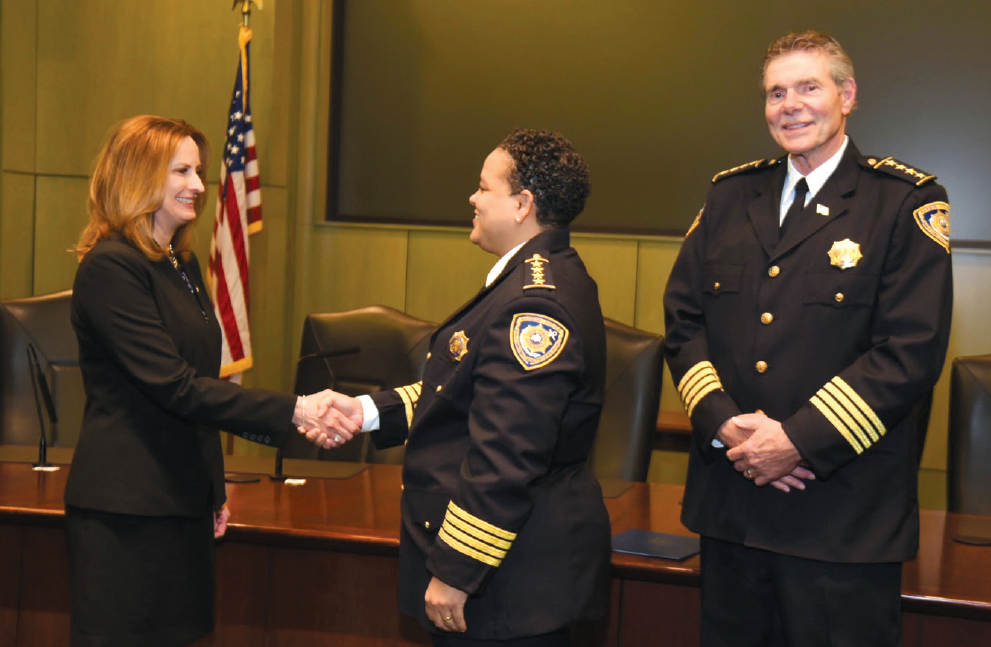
top-left (663, 31), bottom-right (952, 646)
top-left (306, 129), bottom-right (610, 646)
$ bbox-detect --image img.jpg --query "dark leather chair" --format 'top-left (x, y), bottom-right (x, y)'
top-left (588, 318), bottom-right (664, 482)
top-left (0, 290), bottom-right (83, 447)
top-left (282, 305), bottom-right (437, 463)
top-left (947, 354), bottom-right (991, 515)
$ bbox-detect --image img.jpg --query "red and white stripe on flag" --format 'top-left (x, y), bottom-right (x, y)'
top-left (209, 24), bottom-right (262, 380)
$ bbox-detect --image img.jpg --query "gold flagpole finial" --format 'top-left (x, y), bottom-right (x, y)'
top-left (232, 1), bottom-right (263, 27)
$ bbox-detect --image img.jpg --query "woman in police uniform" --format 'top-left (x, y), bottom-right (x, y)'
top-left (310, 129), bottom-right (611, 646)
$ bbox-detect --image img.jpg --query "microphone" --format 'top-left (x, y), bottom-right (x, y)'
top-left (295, 346), bottom-right (361, 365)
top-left (26, 342), bottom-right (60, 471)
top-left (270, 345), bottom-right (361, 481)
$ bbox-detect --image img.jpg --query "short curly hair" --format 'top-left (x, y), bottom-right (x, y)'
top-left (498, 129), bottom-right (591, 228)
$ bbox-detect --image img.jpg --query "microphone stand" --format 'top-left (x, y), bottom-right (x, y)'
top-left (270, 345), bottom-right (360, 481)
top-left (26, 343), bottom-right (60, 472)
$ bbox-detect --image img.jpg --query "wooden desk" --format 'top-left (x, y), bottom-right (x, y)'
top-left (2, 449), bottom-right (990, 646)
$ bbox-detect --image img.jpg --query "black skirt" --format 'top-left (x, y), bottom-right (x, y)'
top-left (65, 505), bottom-right (216, 647)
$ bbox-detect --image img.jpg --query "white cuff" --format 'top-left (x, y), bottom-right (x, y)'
top-left (356, 394), bottom-right (380, 432)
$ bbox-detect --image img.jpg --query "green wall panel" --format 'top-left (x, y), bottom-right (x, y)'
top-left (0, 0), bottom-right (37, 173)
top-left (237, 185), bottom-right (291, 393)
top-left (0, 172), bottom-right (35, 298)
top-left (571, 236), bottom-right (638, 325)
top-left (635, 239), bottom-right (681, 415)
top-left (33, 175), bottom-right (86, 295)
top-left (301, 225), bottom-right (409, 318)
top-left (404, 229), bottom-right (491, 324)
top-left (35, 0), bottom-right (278, 182)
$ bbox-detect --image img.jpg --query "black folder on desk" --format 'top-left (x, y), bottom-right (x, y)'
top-left (611, 529), bottom-right (700, 560)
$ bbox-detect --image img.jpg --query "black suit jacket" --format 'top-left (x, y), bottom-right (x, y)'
top-left (663, 142), bottom-right (953, 563)
top-left (65, 235), bottom-right (294, 517)
top-left (369, 229), bottom-right (612, 640)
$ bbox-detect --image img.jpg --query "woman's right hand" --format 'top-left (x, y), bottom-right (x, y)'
top-left (294, 390), bottom-right (363, 449)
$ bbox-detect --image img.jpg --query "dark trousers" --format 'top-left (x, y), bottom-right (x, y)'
top-left (700, 536), bottom-right (902, 647)
top-left (433, 630), bottom-right (569, 647)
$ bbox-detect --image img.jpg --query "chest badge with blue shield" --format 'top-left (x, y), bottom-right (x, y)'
top-left (828, 238), bottom-right (863, 270)
top-left (510, 313), bottom-right (569, 370)
top-left (449, 330), bottom-right (469, 361)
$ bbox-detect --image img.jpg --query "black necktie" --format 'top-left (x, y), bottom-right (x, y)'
top-left (780, 178), bottom-right (808, 237)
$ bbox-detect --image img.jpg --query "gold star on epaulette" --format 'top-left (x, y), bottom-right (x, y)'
top-left (863, 156), bottom-right (937, 186)
top-left (523, 254), bottom-right (556, 290)
top-left (711, 157), bottom-right (780, 183)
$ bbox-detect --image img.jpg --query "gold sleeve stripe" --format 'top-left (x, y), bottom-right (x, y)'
top-left (441, 521), bottom-right (508, 560)
top-left (438, 527), bottom-right (503, 568)
top-left (677, 361), bottom-right (713, 391)
top-left (811, 395), bottom-right (865, 454)
top-left (447, 501), bottom-right (518, 541)
top-left (685, 380), bottom-right (721, 418)
top-left (810, 376), bottom-right (887, 454)
top-left (815, 388), bottom-right (871, 449)
top-left (677, 361), bottom-right (724, 417)
top-left (444, 511), bottom-right (514, 551)
top-left (393, 381), bottom-right (422, 428)
top-left (683, 372), bottom-right (719, 405)
top-left (827, 377), bottom-right (885, 440)
top-left (822, 382), bottom-right (882, 443)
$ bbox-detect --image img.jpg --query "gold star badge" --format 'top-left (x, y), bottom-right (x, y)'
top-left (828, 239), bottom-right (863, 270)
top-left (449, 331), bottom-right (469, 361)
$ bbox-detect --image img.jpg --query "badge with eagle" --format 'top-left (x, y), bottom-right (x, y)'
top-left (510, 313), bottom-right (569, 370)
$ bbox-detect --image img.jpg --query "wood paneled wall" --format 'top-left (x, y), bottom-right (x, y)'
top-left (1, 1), bottom-right (988, 493)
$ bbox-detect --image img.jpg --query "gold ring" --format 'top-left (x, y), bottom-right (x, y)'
top-left (443, 615), bottom-right (453, 622)
top-left (334, 435), bottom-right (343, 443)
top-left (744, 469), bottom-right (755, 480)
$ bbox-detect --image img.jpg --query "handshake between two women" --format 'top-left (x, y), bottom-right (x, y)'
top-left (294, 390), bottom-right (365, 449)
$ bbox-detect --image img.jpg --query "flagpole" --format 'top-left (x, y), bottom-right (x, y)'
top-left (233, 1), bottom-right (262, 27)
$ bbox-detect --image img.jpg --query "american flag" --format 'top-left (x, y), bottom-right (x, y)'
top-left (209, 24), bottom-right (262, 380)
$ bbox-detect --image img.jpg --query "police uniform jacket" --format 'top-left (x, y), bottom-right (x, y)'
top-left (369, 228), bottom-right (611, 640)
top-left (663, 141), bottom-right (952, 564)
top-left (66, 234), bottom-right (294, 517)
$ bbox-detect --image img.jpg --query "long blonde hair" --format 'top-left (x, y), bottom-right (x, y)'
top-left (75, 115), bottom-right (210, 260)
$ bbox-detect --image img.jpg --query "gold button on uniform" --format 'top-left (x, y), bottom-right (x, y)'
top-left (436, 385), bottom-right (443, 392)
top-left (834, 293), bottom-right (844, 302)
top-left (768, 266), bottom-right (780, 277)
top-left (713, 282), bottom-right (721, 290)
top-left (424, 521), bottom-right (431, 529)
top-left (426, 352), bottom-right (432, 360)
top-left (755, 361), bottom-right (768, 373)
top-left (760, 312), bottom-right (774, 325)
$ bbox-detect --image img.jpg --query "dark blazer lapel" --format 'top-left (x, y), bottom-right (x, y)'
top-left (774, 142), bottom-right (860, 259)
top-left (747, 164), bottom-right (786, 257)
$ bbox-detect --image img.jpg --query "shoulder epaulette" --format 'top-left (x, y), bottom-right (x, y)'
top-left (861, 155), bottom-right (937, 186)
top-left (711, 157), bottom-right (781, 183)
top-left (522, 253), bottom-right (556, 291)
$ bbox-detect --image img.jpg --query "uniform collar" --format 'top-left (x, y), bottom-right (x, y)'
top-left (485, 228), bottom-right (571, 287)
top-left (780, 136), bottom-right (849, 222)
top-left (486, 241), bottom-right (527, 287)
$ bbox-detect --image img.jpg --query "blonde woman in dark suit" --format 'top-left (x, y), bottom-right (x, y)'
top-left (66, 115), bottom-right (354, 646)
